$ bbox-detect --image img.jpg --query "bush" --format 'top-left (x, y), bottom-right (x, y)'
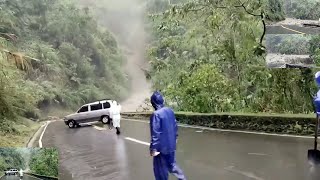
top-left (122, 112), bottom-right (316, 135)
top-left (0, 117), bottom-right (18, 134)
top-left (265, 0), bottom-right (286, 21)
top-left (29, 148), bottom-right (58, 178)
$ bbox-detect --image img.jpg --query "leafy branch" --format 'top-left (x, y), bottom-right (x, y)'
top-left (174, 0), bottom-right (266, 49)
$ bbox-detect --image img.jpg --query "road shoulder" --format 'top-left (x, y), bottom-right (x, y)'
top-left (27, 121), bottom-right (49, 148)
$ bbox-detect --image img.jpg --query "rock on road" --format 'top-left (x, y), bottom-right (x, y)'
top-left (41, 119), bottom-right (320, 180)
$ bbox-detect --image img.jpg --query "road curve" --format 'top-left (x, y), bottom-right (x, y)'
top-left (42, 119), bottom-right (320, 180)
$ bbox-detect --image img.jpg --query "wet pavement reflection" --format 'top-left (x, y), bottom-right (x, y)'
top-left (43, 120), bottom-right (320, 180)
top-left (1, 175), bottom-right (39, 180)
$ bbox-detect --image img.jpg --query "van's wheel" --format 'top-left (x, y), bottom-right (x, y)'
top-left (68, 120), bottom-right (76, 128)
top-left (101, 116), bottom-right (110, 124)
top-left (75, 123), bottom-right (80, 128)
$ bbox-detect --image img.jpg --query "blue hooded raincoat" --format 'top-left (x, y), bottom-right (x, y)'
top-left (150, 91), bottom-right (186, 180)
top-left (314, 72), bottom-right (320, 114)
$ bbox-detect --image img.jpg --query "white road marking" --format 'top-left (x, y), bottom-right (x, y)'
top-left (39, 121), bottom-right (51, 148)
top-left (122, 118), bottom-right (314, 139)
top-left (125, 137), bottom-right (150, 146)
top-left (224, 166), bottom-right (264, 180)
top-left (248, 153), bottom-right (270, 156)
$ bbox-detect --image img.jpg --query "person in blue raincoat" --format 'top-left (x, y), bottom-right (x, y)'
top-left (149, 91), bottom-right (186, 180)
top-left (314, 72), bottom-right (320, 132)
top-left (315, 72), bottom-right (320, 101)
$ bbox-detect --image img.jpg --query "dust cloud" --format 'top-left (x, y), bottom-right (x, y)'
top-left (77, 0), bottom-right (152, 112)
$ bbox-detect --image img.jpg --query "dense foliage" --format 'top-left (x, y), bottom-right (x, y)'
top-left (265, 0), bottom-right (286, 21)
top-left (0, 0), bottom-right (128, 129)
top-left (29, 148), bottom-right (58, 177)
top-left (265, 34), bottom-right (320, 66)
top-left (0, 148), bottom-right (25, 171)
top-left (309, 35), bottom-right (320, 65)
top-left (265, 34), bottom-right (320, 64)
top-left (284, 0), bottom-right (320, 20)
top-left (0, 148), bottom-right (58, 177)
top-left (266, 35), bottom-right (311, 55)
top-left (146, 0), bottom-right (317, 113)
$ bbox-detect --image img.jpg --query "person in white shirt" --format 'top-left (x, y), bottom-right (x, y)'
top-left (110, 101), bottom-right (121, 135)
top-left (19, 169), bottom-right (23, 179)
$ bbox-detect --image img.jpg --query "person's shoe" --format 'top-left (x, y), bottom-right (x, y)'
top-left (116, 127), bottom-right (121, 135)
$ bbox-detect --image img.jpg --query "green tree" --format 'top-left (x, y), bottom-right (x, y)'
top-left (0, 148), bottom-right (25, 171)
top-left (147, 0), bottom-right (316, 114)
top-left (29, 148), bottom-right (58, 177)
top-left (285, 0), bottom-right (320, 20)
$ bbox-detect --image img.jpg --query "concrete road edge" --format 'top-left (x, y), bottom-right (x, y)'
top-left (26, 121), bottom-right (47, 148)
top-left (25, 172), bottom-right (58, 180)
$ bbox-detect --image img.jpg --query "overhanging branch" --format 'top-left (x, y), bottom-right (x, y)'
top-left (175, 0), bottom-right (266, 47)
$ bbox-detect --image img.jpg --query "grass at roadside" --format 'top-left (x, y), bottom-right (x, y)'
top-left (0, 107), bottom-right (70, 147)
top-left (0, 118), bottom-right (42, 147)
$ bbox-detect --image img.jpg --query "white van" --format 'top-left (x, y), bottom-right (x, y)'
top-left (63, 100), bottom-right (118, 128)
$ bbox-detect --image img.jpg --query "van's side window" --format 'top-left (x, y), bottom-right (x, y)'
top-left (78, 106), bottom-right (88, 113)
top-left (103, 102), bottom-right (111, 109)
top-left (91, 104), bottom-right (102, 111)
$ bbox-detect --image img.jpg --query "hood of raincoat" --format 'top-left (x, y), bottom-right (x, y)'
top-left (150, 91), bottom-right (164, 110)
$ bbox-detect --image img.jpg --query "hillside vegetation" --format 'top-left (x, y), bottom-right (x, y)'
top-left (0, 148), bottom-right (58, 177)
top-left (0, 148), bottom-right (25, 171)
top-left (0, 0), bottom-right (128, 133)
top-left (146, 0), bottom-right (319, 114)
top-left (266, 34), bottom-right (320, 61)
top-left (1, 0), bottom-right (320, 139)
top-left (284, 0), bottom-right (320, 20)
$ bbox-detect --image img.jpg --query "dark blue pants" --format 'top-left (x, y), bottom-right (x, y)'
top-left (153, 151), bottom-right (186, 180)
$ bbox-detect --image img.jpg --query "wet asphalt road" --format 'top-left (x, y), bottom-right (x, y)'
top-left (266, 25), bottom-right (320, 34)
top-left (1, 175), bottom-right (38, 180)
top-left (42, 119), bottom-right (320, 180)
